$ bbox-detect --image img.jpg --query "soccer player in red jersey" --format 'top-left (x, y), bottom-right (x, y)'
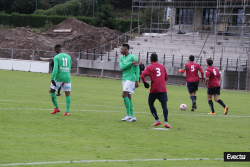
top-left (140, 53), bottom-right (171, 128)
top-left (205, 58), bottom-right (228, 115)
top-left (179, 55), bottom-right (204, 111)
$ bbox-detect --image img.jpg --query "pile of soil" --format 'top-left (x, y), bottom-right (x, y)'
top-left (0, 17), bottom-right (127, 72)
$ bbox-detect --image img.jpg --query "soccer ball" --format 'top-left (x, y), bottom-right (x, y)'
top-left (180, 104), bottom-right (187, 111)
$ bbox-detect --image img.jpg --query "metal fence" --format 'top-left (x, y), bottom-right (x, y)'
top-left (79, 50), bottom-right (246, 71)
top-left (0, 47), bottom-right (248, 90)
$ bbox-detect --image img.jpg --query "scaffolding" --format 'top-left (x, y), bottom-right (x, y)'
top-left (130, 0), bottom-right (250, 90)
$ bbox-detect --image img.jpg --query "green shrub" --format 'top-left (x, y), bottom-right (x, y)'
top-left (40, 0), bottom-right (85, 16)
top-left (0, 13), bottom-right (12, 25)
top-left (40, 19), bottom-right (53, 32)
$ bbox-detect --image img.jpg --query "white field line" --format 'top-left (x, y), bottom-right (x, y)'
top-left (0, 158), bottom-right (223, 166)
top-left (0, 107), bottom-right (249, 118)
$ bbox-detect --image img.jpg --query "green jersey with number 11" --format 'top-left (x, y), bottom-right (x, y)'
top-left (51, 53), bottom-right (72, 82)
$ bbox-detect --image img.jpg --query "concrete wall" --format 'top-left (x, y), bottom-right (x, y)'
top-left (0, 58), bottom-right (49, 73)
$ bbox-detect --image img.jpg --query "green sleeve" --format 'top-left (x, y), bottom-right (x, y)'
top-left (51, 57), bottom-right (58, 80)
top-left (135, 65), bottom-right (140, 81)
top-left (119, 59), bottom-right (132, 71)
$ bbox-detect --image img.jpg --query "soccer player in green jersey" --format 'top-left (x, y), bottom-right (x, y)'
top-left (50, 44), bottom-right (72, 116)
top-left (120, 44), bottom-right (140, 122)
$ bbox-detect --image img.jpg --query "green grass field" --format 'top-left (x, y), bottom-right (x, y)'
top-left (0, 70), bottom-right (249, 167)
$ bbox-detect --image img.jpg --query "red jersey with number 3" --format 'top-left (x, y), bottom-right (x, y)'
top-left (184, 62), bottom-right (202, 82)
top-left (205, 66), bottom-right (221, 88)
top-left (141, 63), bottom-right (168, 93)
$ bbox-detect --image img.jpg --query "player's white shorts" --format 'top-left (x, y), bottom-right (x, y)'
top-left (122, 80), bottom-right (135, 94)
top-left (50, 81), bottom-right (71, 92)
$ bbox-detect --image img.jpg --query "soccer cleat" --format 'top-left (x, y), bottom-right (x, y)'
top-left (208, 112), bottom-right (215, 115)
top-left (56, 93), bottom-right (62, 96)
top-left (151, 121), bottom-right (161, 126)
top-left (164, 123), bottom-right (172, 128)
top-left (63, 112), bottom-right (70, 116)
top-left (51, 108), bottom-right (60, 114)
top-left (127, 117), bottom-right (136, 122)
top-left (191, 108), bottom-right (194, 111)
top-left (224, 106), bottom-right (228, 115)
top-left (121, 115), bottom-right (132, 121)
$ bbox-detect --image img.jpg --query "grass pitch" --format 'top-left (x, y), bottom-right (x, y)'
top-left (0, 70), bottom-right (249, 167)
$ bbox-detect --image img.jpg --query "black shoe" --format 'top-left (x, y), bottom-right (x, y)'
top-left (191, 108), bottom-right (194, 111)
top-left (56, 93), bottom-right (62, 96)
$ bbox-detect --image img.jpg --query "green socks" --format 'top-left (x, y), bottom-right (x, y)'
top-left (50, 93), bottom-right (71, 113)
top-left (130, 99), bottom-right (135, 117)
top-left (50, 92), bottom-right (58, 109)
top-left (123, 97), bottom-right (130, 116)
top-left (66, 96), bottom-right (71, 113)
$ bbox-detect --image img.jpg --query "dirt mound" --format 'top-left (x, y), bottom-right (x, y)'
top-left (0, 17), bottom-right (127, 72)
top-left (44, 17), bottom-right (124, 52)
top-left (47, 17), bottom-right (122, 36)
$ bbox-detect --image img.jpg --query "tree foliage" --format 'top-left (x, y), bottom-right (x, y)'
top-left (94, 4), bottom-right (115, 29)
top-left (0, 0), bottom-right (44, 14)
top-left (38, 0), bottom-right (85, 16)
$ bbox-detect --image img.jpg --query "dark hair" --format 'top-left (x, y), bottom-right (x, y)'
top-left (206, 58), bottom-right (213, 66)
top-left (55, 44), bottom-right (61, 49)
top-left (151, 53), bottom-right (158, 62)
top-left (189, 55), bottom-right (195, 61)
top-left (122, 43), bottom-right (130, 50)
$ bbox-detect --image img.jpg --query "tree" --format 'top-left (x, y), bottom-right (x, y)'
top-left (94, 4), bottom-right (115, 29)
top-left (1, 0), bottom-right (43, 14)
top-left (12, 0), bottom-right (37, 14)
top-left (40, 0), bottom-right (85, 16)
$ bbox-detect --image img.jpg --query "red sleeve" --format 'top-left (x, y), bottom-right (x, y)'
top-left (140, 75), bottom-right (146, 83)
top-left (199, 65), bottom-right (204, 80)
top-left (200, 70), bottom-right (204, 80)
top-left (141, 67), bottom-right (150, 83)
top-left (141, 67), bottom-right (149, 77)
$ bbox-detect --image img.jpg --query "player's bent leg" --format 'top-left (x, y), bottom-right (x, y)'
top-left (56, 87), bottom-right (62, 96)
top-left (189, 92), bottom-right (196, 111)
top-left (50, 88), bottom-right (60, 114)
top-left (148, 93), bottom-right (158, 122)
top-left (193, 91), bottom-right (197, 109)
top-left (207, 94), bottom-right (215, 114)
